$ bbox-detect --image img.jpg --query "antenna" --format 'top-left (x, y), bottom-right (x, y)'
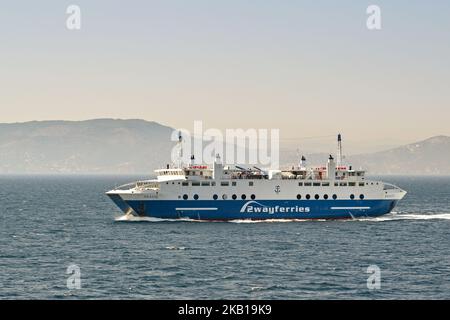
top-left (337, 133), bottom-right (343, 167)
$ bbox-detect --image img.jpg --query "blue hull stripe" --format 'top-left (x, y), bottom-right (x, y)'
top-left (116, 199), bottom-right (398, 220)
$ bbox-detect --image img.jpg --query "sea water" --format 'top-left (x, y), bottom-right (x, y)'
top-left (0, 175), bottom-right (449, 299)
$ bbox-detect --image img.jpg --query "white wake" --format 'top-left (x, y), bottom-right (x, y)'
top-left (114, 213), bottom-right (450, 223)
top-left (114, 214), bottom-right (197, 223)
top-left (352, 213), bottom-right (450, 222)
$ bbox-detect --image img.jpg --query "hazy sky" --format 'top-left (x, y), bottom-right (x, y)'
top-left (1, 1), bottom-right (449, 153)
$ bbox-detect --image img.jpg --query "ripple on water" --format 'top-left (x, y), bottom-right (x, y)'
top-left (1, 175), bottom-right (450, 299)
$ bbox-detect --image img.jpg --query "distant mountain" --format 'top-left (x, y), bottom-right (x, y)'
top-left (282, 136), bottom-right (450, 175)
top-left (0, 119), bottom-right (448, 175)
top-left (0, 119), bottom-right (175, 173)
top-left (347, 136), bottom-right (450, 175)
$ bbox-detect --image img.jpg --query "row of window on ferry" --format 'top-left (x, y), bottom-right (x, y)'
top-left (181, 193), bottom-right (365, 200)
top-left (169, 181), bottom-right (376, 187)
top-left (159, 171), bottom-right (184, 175)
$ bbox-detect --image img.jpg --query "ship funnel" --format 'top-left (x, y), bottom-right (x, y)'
top-left (213, 154), bottom-right (223, 180)
top-left (327, 154), bottom-right (336, 180)
top-left (300, 156), bottom-right (306, 169)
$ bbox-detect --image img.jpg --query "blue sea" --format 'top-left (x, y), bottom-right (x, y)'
top-left (1, 175), bottom-right (449, 299)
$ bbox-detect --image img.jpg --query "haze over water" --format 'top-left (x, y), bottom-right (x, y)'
top-left (1, 175), bottom-right (449, 299)
top-left (1, 1), bottom-right (450, 151)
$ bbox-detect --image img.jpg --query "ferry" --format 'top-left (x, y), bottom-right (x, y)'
top-left (106, 134), bottom-right (407, 220)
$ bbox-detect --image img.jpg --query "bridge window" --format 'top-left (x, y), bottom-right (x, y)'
top-left (322, 182), bottom-right (330, 187)
top-left (194, 194), bottom-right (199, 200)
top-left (201, 181), bottom-right (210, 186)
top-left (332, 194), bottom-right (337, 200)
top-left (360, 194), bottom-right (365, 200)
top-left (221, 181), bottom-right (229, 186)
top-left (211, 182), bottom-right (216, 186)
top-left (182, 182), bottom-right (189, 186)
top-left (297, 194), bottom-right (301, 200)
top-left (304, 182), bottom-right (312, 187)
top-left (232, 182), bottom-right (237, 186)
top-left (313, 182), bottom-right (320, 187)
top-left (350, 194), bottom-right (355, 200)
top-left (349, 182), bottom-right (356, 187)
top-left (232, 194), bottom-right (237, 200)
top-left (298, 182), bottom-right (303, 187)
top-left (241, 194), bottom-right (247, 200)
top-left (359, 182), bottom-right (365, 187)
top-left (249, 181), bottom-right (254, 186)
top-left (192, 182), bottom-right (200, 186)
top-left (183, 194), bottom-right (188, 200)
top-left (213, 194), bottom-right (218, 200)
top-left (306, 194), bottom-right (311, 200)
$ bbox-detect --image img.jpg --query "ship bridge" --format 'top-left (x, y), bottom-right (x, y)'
top-left (154, 168), bottom-right (186, 182)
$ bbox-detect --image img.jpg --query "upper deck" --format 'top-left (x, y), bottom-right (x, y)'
top-left (155, 157), bottom-right (365, 183)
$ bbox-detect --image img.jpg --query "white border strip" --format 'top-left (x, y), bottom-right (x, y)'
top-left (175, 208), bottom-right (218, 211)
top-left (331, 207), bottom-right (371, 210)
